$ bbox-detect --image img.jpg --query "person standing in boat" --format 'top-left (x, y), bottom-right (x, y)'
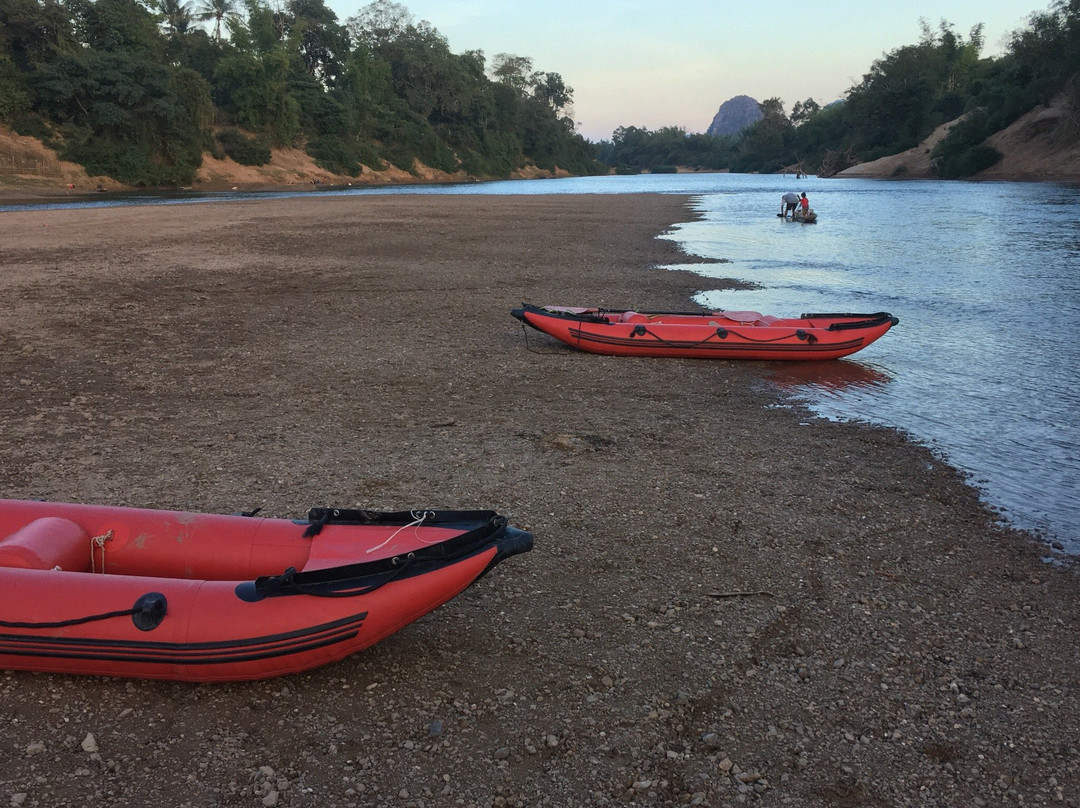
top-left (798, 192), bottom-right (810, 218)
top-left (781, 192), bottom-right (800, 218)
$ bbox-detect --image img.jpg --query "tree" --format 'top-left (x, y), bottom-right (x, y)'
top-left (34, 49), bottom-right (213, 184)
top-left (790, 98), bottom-right (820, 125)
top-left (5, 0), bottom-right (604, 183)
top-left (197, 0), bottom-right (237, 41)
top-left (491, 53), bottom-right (533, 94)
top-left (532, 71), bottom-right (571, 115)
top-left (346, 0), bottom-right (415, 48)
top-left (0, 54), bottom-right (31, 124)
top-left (282, 0), bottom-right (349, 87)
top-left (156, 0), bottom-right (195, 35)
top-left (843, 20), bottom-right (987, 157)
top-left (66, 0), bottom-right (164, 54)
top-left (736, 97), bottom-right (791, 169)
top-left (234, 0), bottom-right (285, 55)
top-left (0, 0), bottom-right (77, 68)
top-left (0, 0), bottom-right (71, 125)
top-left (1004, 0), bottom-right (1080, 107)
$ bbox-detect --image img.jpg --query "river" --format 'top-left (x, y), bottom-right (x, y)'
top-left (653, 173), bottom-right (1080, 552)
top-left (4, 172), bottom-right (1078, 550)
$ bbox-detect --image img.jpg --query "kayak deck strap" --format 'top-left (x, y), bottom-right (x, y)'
top-left (303, 507), bottom-right (500, 537)
top-left (800, 312), bottom-right (899, 330)
top-left (243, 512), bottom-right (511, 600)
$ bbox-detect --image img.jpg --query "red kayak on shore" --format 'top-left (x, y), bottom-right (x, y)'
top-left (0, 499), bottom-right (531, 682)
top-left (511, 304), bottom-right (898, 361)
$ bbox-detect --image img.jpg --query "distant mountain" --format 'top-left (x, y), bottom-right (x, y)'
top-left (707, 95), bottom-right (762, 137)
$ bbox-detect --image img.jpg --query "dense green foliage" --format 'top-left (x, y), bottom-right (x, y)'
top-left (3, 1), bottom-right (1077, 184)
top-left (0, 0), bottom-right (602, 185)
top-left (598, 3), bottom-right (1080, 179)
top-left (215, 126), bottom-right (271, 164)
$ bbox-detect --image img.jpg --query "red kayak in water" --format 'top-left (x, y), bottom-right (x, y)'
top-left (511, 304), bottom-right (898, 361)
top-left (0, 499), bottom-right (531, 681)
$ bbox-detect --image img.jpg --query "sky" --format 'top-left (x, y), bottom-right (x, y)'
top-left (322, 0), bottom-right (1047, 142)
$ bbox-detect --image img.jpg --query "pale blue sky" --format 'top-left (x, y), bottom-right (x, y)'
top-left (324, 0), bottom-right (1046, 141)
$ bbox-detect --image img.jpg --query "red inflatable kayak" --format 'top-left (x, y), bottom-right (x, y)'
top-left (0, 499), bottom-right (531, 681)
top-left (512, 304), bottom-right (898, 361)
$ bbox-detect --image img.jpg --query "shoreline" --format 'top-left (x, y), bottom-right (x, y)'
top-left (5, 159), bottom-right (1080, 211)
top-left (0, 177), bottom-right (456, 207)
top-left (0, 193), bottom-right (1076, 807)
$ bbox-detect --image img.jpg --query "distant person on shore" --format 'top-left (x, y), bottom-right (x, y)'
top-left (781, 192), bottom-right (800, 218)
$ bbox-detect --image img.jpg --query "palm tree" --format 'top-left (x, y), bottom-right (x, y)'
top-left (157, 0), bottom-right (195, 35)
top-left (197, 0), bottom-right (237, 41)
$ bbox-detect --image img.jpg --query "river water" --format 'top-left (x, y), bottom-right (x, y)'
top-left (653, 173), bottom-right (1080, 552)
top-left (4, 173), bottom-right (1078, 550)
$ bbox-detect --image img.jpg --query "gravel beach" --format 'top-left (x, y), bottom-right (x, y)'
top-left (0, 192), bottom-right (1076, 807)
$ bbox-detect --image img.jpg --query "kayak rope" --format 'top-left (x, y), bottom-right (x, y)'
top-left (410, 509), bottom-right (459, 546)
top-left (365, 510), bottom-right (434, 554)
top-left (0, 606), bottom-right (143, 629)
top-left (90, 529), bottom-right (114, 574)
top-left (630, 325), bottom-right (817, 345)
top-left (0, 592), bottom-right (167, 631)
top-left (517, 321), bottom-right (568, 354)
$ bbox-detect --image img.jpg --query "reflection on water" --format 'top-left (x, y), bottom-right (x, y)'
top-left (766, 360), bottom-right (893, 395)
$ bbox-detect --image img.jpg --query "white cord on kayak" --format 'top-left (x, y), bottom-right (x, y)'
top-left (365, 511), bottom-right (430, 554)
top-left (409, 510), bottom-right (443, 545)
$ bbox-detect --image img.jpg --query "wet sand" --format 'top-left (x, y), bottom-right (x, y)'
top-left (0, 193), bottom-right (1076, 807)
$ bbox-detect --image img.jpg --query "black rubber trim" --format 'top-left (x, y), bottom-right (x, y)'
top-left (0, 612), bottom-right (367, 665)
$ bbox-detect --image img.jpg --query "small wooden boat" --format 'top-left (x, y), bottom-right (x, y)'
top-left (0, 499), bottom-right (532, 681)
top-left (511, 304), bottom-right (898, 361)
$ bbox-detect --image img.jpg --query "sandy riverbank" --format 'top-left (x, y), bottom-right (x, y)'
top-left (0, 194), bottom-right (1076, 807)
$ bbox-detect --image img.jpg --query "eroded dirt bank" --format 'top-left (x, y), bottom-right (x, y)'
top-left (0, 194), bottom-right (1076, 808)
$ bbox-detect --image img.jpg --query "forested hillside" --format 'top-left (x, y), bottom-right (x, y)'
top-left (0, 0), bottom-right (603, 186)
top-left (597, 2), bottom-right (1080, 179)
top-left (3, 0), bottom-right (1079, 187)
